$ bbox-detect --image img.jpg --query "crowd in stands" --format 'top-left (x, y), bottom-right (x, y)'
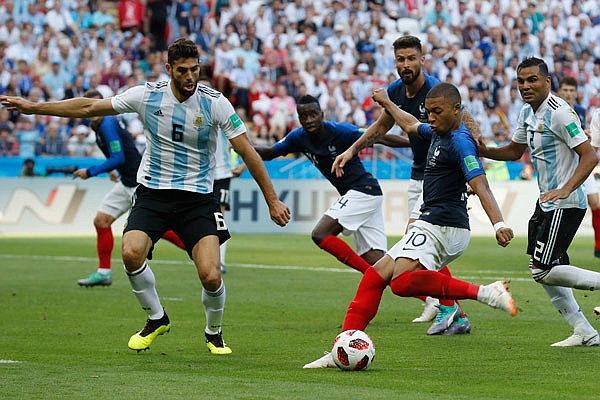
top-left (1, 0), bottom-right (600, 170)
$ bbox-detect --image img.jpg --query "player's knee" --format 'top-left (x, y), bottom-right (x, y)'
top-left (121, 243), bottom-right (146, 267)
top-left (93, 213), bottom-right (114, 229)
top-left (311, 229), bottom-right (327, 246)
top-left (198, 264), bottom-right (221, 289)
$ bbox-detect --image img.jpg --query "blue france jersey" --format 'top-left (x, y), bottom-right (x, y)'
top-left (272, 121), bottom-right (382, 196)
top-left (386, 74), bottom-right (440, 180)
top-left (88, 116), bottom-right (141, 187)
top-left (417, 123), bottom-right (485, 230)
top-left (111, 81), bottom-right (246, 193)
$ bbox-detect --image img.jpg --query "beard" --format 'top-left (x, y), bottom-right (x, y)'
top-left (399, 66), bottom-right (421, 85)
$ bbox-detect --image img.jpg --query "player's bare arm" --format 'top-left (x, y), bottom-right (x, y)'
top-left (478, 140), bottom-right (527, 161)
top-left (331, 114), bottom-right (394, 178)
top-left (460, 108), bottom-right (482, 140)
top-left (468, 174), bottom-right (513, 247)
top-left (0, 96), bottom-right (118, 118)
top-left (254, 145), bottom-right (277, 161)
top-left (371, 88), bottom-right (420, 135)
top-left (230, 134), bottom-right (290, 226)
top-left (540, 140), bottom-right (599, 204)
top-left (376, 133), bottom-right (410, 148)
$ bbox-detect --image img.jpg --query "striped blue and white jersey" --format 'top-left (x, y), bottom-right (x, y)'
top-left (512, 93), bottom-right (588, 211)
top-left (214, 130), bottom-right (233, 180)
top-left (111, 81), bottom-right (246, 193)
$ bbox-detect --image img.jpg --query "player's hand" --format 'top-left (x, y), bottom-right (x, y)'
top-left (540, 188), bottom-right (570, 204)
top-left (495, 227), bottom-right (513, 247)
top-left (109, 171), bottom-right (120, 182)
top-left (0, 96), bottom-right (35, 113)
top-left (268, 199), bottom-right (291, 227)
top-left (72, 168), bottom-right (89, 180)
top-left (371, 87), bottom-right (391, 107)
top-left (475, 135), bottom-right (488, 156)
top-left (331, 150), bottom-right (353, 178)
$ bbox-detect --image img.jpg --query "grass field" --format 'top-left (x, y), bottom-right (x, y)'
top-left (1, 234), bottom-right (600, 399)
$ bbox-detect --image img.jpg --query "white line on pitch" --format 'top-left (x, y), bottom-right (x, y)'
top-left (0, 253), bottom-right (532, 281)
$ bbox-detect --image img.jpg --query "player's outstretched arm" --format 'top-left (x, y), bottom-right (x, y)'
top-left (254, 145), bottom-right (277, 161)
top-left (468, 174), bottom-right (514, 247)
top-left (230, 133), bottom-right (290, 227)
top-left (371, 87), bottom-right (420, 135)
top-left (376, 133), bottom-right (410, 148)
top-left (0, 96), bottom-right (118, 118)
top-left (478, 139), bottom-right (527, 161)
top-left (460, 108), bottom-right (482, 140)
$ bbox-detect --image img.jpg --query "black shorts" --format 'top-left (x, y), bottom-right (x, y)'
top-left (213, 178), bottom-right (231, 211)
top-left (124, 185), bottom-right (231, 259)
top-left (527, 202), bottom-right (585, 270)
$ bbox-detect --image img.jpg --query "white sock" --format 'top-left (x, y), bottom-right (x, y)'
top-left (202, 281), bottom-right (226, 335)
top-left (542, 284), bottom-right (596, 335)
top-left (538, 265), bottom-right (600, 290)
top-left (126, 262), bottom-right (163, 320)
top-left (220, 242), bottom-right (227, 268)
top-left (97, 268), bottom-right (111, 274)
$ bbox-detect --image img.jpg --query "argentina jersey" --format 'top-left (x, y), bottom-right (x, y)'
top-left (512, 93), bottom-right (588, 211)
top-left (214, 129), bottom-right (233, 180)
top-left (111, 81), bottom-right (246, 193)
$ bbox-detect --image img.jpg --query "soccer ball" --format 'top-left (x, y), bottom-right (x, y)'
top-left (331, 330), bottom-right (375, 371)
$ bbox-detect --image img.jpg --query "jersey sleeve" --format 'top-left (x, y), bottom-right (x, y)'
top-left (87, 118), bottom-right (126, 177)
top-left (416, 123), bottom-right (432, 140)
top-left (454, 133), bottom-right (485, 181)
top-left (591, 109), bottom-right (600, 149)
top-left (552, 106), bottom-right (588, 149)
top-left (271, 129), bottom-right (300, 157)
top-left (213, 95), bottom-right (247, 140)
top-left (511, 108), bottom-right (528, 144)
top-left (111, 85), bottom-right (146, 114)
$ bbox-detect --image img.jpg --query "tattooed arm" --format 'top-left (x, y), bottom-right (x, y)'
top-left (461, 108), bottom-right (482, 140)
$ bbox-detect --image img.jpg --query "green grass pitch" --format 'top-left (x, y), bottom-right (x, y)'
top-left (1, 234), bottom-right (600, 399)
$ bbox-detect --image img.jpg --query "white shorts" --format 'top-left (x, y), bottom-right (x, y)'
top-left (582, 174), bottom-right (599, 196)
top-left (97, 181), bottom-right (137, 219)
top-left (324, 189), bottom-right (387, 255)
top-left (387, 220), bottom-right (470, 271)
top-left (408, 179), bottom-right (424, 220)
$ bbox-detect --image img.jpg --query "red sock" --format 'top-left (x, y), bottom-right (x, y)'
top-left (319, 235), bottom-right (371, 273)
top-left (342, 267), bottom-right (387, 331)
top-left (96, 227), bottom-right (113, 269)
top-left (593, 209), bottom-right (600, 251)
top-left (162, 230), bottom-right (186, 250)
top-left (438, 266), bottom-right (465, 317)
top-left (389, 270), bottom-right (480, 300)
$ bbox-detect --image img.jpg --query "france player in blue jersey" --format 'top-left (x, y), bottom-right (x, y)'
top-left (256, 95), bottom-right (408, 274)
top-left (305, 83), bottom-right (516, 368)
top-left (73, 90), bottom-right (185, 288)
top-left (2, 38), bottom-right (291, 355)
top-left (480, 57), bottom-right (600, 347)
top-left (359, 35), bottom-right (483, 327)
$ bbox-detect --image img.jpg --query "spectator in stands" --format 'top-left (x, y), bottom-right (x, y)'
top-left (16, 114), bottom-right (39, 158)
top-left (39, 122), bottom-right (66, 156)
top-left (350, 64), bottom-right (373, 105)
top-left (43, 59), bottom-right (71, 100)
top-left (67, 124), bottom-right (93, 157)
top-left (268, 84), bottom-right (296, 141)
top-left (0, 126), bottom-right (17, 156)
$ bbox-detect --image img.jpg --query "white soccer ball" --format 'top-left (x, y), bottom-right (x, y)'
top-left (331, 329), bottom-right (375, 371)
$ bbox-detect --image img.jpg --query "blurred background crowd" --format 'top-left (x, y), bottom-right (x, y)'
top-left (1, 0), bottom-right (600, 174)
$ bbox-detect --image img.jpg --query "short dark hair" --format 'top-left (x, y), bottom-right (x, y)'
top-left (84, 89), bottom-right (103, 99)
top-left (559, 76), bottom-right (578, 88)
top-left (426, 82), bottom-right (461, 106)
top-left (297, 95), bottom-right (320, 108)
top-left (517, 57), bottom-right (549, 77)
top-left (393, 35), bottom-right (422, 54)
top-left (167, 38), bottom-right (199, 65)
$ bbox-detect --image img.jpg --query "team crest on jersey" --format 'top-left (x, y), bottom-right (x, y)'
top-left (194, 112), bottom-right (204, 126)
top-left (419, 102), bottom-right (427, 120)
